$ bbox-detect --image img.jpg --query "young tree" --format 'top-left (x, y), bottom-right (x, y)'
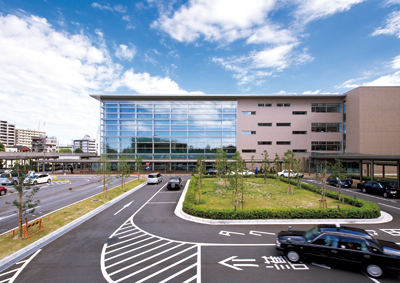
top-left (214, 148), bottom-right (228, 186)
top-left (74, 148), bottom-right (84, 153)
top-left (5, 163), bottom-right (40, 239)
top-left (273, 153), bottom-right (280, 174)
top-left (317, 161), bottom-right (331, 208)
top-left (282, 150), bottom-right (295, 194)
top-left (97, 154), bottom-right (113, 198)
top-left (116, 155), bottom-right (131, 189)
top-left (331, 158), bottom-right (347, 202)
top-left (228, 152), bottom-right (246, 208)
top-left (135, 155), bottom-right (144, 180)
top-left (193, 155), bottom-right (206, 204)
top-left (261, 150), bottom-right (271, 184)
top-left (292, 158), bottom-right (303, 187)
top-left (250, 155), bottom-right (255, 178)
top-left (0, 142), bottom-right (4, 152)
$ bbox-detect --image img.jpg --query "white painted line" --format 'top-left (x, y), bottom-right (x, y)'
top-left (197, 245), bottom-right (201, 283)
top-left (249, 230), bottom-right (276, 236)
top-left (113, 228), bottom-right (137, 236)
top-left (361, 272), bottom-right (381, 283)
top-left (114, 201), bottom-right (134, 216)
top-left (378, 203), bottom-right (400, 210)
top-left (159, 262), bottom-right (197, 283)
top-left (113, 245), bottom-right (196, 282)
top-left (8, 249), bottom-right (41, 283)
top-left (105, 239), bottom-right (165, 262)
top-left (0, 268), bottom-right (19, 276)
top-left (118, 231), bottom-right (145, 239)
top-left (148, 202), bottom-right (177, 204)
top-left (219, 231), bottom-right (245, 236)
top-left (136, 253), bottom-right (197, 283)
top-left (0, 214), bottom-right (16, 221)
top-left (183, 275), bottom-right (197, 283)
top-left (106, 235), bottom-right (149, 250)
top-left (105, 236), bottom-right (151, 255)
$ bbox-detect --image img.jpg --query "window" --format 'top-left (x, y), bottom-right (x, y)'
top-left (293, 149), bottom-right (307, 152)
top-left (292, 131), bottom-right (307, 135)
top-left (311, 123), bottom-right (341, 132)
top-left (276, 123), bottom-right (291, 127)
top-left (258, 103), bottom-right (264, 107)
top-left (258, 123), bottom-right (272, 127)
top-left (277, 103), bottom-right (290, 107)
top-left (242, 111), bottom-right (256, 115)
top-left (311, 103), bottom-right (342, 113)
top-left (265, 104), bottom-right (272, 107)
top-left (277, 141), bottom-right (291, 145)
top-left (258, 141), bottom-right (272, 145)
top-left (293, 111), bottom-right (307, 115)
top-left (242, 149), bottom-right (256, 153)
top-left (242, 131), bottom-right (256, 135)
top-left (311, 141), bottom-right (342, 151)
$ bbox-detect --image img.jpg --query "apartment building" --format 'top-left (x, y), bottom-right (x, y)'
top-left (31, 135), bottom-right (57, 152)
top-left (15, 128), bottom-right (46, 148)
top-left (73, 135), bottom-right (97, 153)
top-left (0, 120), bottom-right (16, 147)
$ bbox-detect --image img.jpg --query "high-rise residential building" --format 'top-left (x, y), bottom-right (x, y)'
top-left (15, 128), bottom-right (46, 148)
top-left (31, 135), bottom-right (57, 152)
top-left (0, 120), bottom-right (16, 147)
top-left (90, 86), bottom-right (400, 171)
top-left (73, 135), bottom-right (97, 153)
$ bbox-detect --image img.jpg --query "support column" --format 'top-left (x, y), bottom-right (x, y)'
top-left (62, 163), bottom-right (65, 173)
top-left (382, 165), bottom-right (385, 178)
top-left (397, 161), bottom-right (400, 188)
top-left (367, 163), bottom-right (370, 177)
top-left (371, 160), bottom-right (374, 181)
top-left (359, 160), bottom-right (363, 181)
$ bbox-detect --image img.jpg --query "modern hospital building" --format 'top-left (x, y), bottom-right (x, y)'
top-left (91, 86), bottom-right (400, 173)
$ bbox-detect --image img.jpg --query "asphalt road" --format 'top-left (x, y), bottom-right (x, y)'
top-left (0, 176), bottom-right (400, 283)
top-left (0, 175), bottom-right (136, 234)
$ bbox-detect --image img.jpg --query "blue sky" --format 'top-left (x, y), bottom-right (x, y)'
top-left (1, 0), bottom-right (400, 144)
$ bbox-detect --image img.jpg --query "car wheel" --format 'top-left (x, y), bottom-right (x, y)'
top-left (47, 179), bottom-right (51, 183)
top-left (286, 250), bottom-right (300, 263)
top-left (33, 181), bottom-right (38, 185)
top-left (383, 192), bottom-right (388, 198)
top-left (0, 190), bottom-right (5, 196)
top-left (366, 264), bottom-right (383, 278)
top-left (280, 174), bottom-right (284, 177)
top-left (362, 188), bottom-right (366, 193)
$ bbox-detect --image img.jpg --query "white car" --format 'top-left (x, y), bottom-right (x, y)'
top-left (278, 170), bottom-right (303, 178)
top-left (147, 173), bottom-right (163, 184)
top-left (228, 169), bottom-right (254, 175)
top-left (23, 174), bottom-right (52, 185)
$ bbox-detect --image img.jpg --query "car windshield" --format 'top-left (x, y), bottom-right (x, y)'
top-left (169, 178), bottom-right (179, 182)
top-left (148, 174), bottom-right (156, 178)
top-left (303, 226), bottom-right (321, 242)
top-left (29, 175), bottom-right (38, 178)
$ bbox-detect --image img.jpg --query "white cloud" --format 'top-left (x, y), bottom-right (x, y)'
top-left (112, 69), bottom-right (204, 94)
top-left (115, 44), bottom-right (136, 61)
top-left (372, 11), bottom-right (400, 38)
top-left (302, 90), bottom-right (321, 94)
top-left (91, 2), bottom-right (127, 13)
top-left (246, 24), bottom-right (296, 45)
top-left (0, 13), bottom-right (200, 143)
top-left (384, 0), bottom-right (400, 6)
top-left (294, 0), bottom-right (365, 25)
top-left (152, 0), bottom-right (276, 43)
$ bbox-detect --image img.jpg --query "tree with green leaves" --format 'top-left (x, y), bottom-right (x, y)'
top-left (331, 158), bottom-right (347, 202)
top-left (74, 148), bottom-right (84, 153)
top-left (116, 155), bottom-right (131, 189)
top-left (282, 149), bottom-right (295, 194)
top-left (97, 154), bottom-right (113, 198)
top-left (250, 155), bottom-right (255, 178)
top-left (5, 162), bottom-right (40, 239)
top-left (214, 148), bottom-right (228, 186)
top-left (261, 150), bottom-right (271, 184)
top-left (317, 161), bottom-right (331, 208)
top-left (193, 155), bottom-right (206, 204)
top-left (0, 142), bottom-right (4, 152)
top-left (292, 158), bottom-right (304, 187)
top-left (59, 148), bottom-right (72, 153)
top-left (135, 155), bottom-right (144, 180)
top-left (273, 153), bottom-right (280, 174)
top-left (228, 152), bottom-right (246, 208)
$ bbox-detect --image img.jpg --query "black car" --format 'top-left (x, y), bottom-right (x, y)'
top-left (167, 177), bottom-right (182, 190)
top-left (326, 175), bottom-right (352, 188)
top-left (276, 224), bottom-right (400, 278)
top-left (357, 180), bottom-right (398, 198)
top-left (206, 168), bottom-right (218, 175)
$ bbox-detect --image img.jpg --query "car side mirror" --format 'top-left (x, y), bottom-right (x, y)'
top-left (287, 237), bottom-right (291, 243)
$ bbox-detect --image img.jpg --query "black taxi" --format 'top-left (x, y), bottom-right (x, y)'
top-left (276, 224), bottom-right (400, 278)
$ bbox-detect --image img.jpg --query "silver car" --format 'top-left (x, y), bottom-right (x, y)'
top-left (147, 173), bottom-right (163, 184)
top-left (0, 173), bottom-right (18, 186)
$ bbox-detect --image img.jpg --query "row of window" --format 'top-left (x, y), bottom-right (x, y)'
top-left (247, 103), bottom-right (342, 113)
top-left (242, 149), bottom-right (307, 153)
top-left (103, 137), bottom-right (236, 143)
top-left (243, 123), bottom-right (342, 134)
top-left (257, 103), bottom-right (291, 107)
top-left (242, 141), bottom-right (342, 152)
top-left (105, 114), bottom-right (237, 119)
top-left (105, 125), bottom-right (236, 131)
top-left (105, 131), bottom-right (236, 137)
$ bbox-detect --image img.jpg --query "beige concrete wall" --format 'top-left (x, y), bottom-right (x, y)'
top-left (346, 87), bottom-right (400, 154)
top-left (237, 97), bottom-right (344, 159)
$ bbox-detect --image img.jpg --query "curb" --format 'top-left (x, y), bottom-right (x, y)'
top-left (0, 181), bottom-right (147, 272)
top-left (174, 179), bottom-right (393, 225)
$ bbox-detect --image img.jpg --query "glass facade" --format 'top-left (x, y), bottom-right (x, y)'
top-left (100, 101), bottom-right (237, 160)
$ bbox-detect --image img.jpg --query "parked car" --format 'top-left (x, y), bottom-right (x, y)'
top-left (228, 169), bottom-right (254, 175)
top-left (167, 176), bottom-right (182, 190)
top-left (0, 173), bottom-right (18, 186)
top-left (0, 186), bottom-right (7, 196)
top-left (357, 180), bottom-right (398, 198)
top-left (23, 174), bottom-right (52, 185)
top-left (276, 224), bottom-right (400, 278)
top-left (326, 175), bottom-right (352, 188)
top-left (147, 173), bottom-right (163, 184)
top-left (206, 168), bottom-right (218, 175)
top-left (278, 170), bottom-right (303, 178)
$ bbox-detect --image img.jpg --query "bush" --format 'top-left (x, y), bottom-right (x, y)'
top-left (183, 176), bottom-right (380, 220)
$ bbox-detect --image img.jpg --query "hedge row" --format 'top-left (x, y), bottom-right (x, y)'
top-left (182, 176), bottom-right (380, 220)
top-left (346, 174), bottom-right (397, 182)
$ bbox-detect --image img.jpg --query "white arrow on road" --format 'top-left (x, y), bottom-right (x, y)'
top-left (219, 256), bottom-right (259, 270)
top-left (219, 230), bottom-right (245, 237)
top-left (249, 230), bottom-right (276, 236)
top-left (114, 201), bottom-right (134, 215)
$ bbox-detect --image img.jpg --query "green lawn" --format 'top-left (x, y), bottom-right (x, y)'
top-left (192, 177), bottom-right (354, 210)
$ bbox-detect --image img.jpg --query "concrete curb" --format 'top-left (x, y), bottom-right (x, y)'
top-left (0, 181), bottom-right (147, 272)
top-left (174, 179), bottom-right (393, 225)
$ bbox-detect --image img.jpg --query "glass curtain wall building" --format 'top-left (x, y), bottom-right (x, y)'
top-left (100, 99), bottom-right (237, 171)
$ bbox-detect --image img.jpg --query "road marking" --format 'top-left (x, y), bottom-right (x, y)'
top-left (0, 214), bottom-right (16, 221)
top-left (249, 230), bottom-right (276, 236)
top-left (348, 191), bottom-right (397, 203)
top-left (114, 201), bottom-right (134, 216)
top-left (361, 272), bottom-right (381, 283)
top-left (219, 231), bottom-right (245, 237)
top-left (147, 202), bottom-right (177, 204)
top-left (219, 256), bottom-right (258, 270)
top-left (378, 203), bottom-right (400, 210)
top-left (0, 249), bottom-right (41, 283)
